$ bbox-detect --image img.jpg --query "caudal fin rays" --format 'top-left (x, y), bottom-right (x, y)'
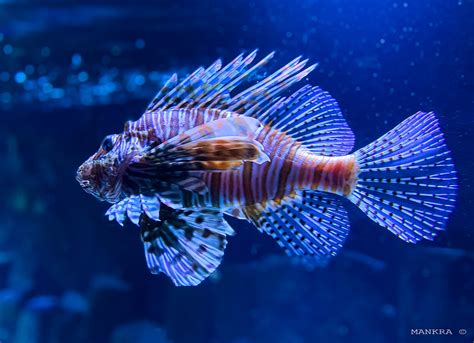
top-left (350, 111), bottom-right (457, 243)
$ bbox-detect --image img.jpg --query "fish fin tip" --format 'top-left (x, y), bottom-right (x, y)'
top-left (224, 207), bottom-right (247, 221)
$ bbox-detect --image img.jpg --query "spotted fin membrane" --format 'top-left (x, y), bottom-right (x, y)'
top-left (140, 205), bottom-right (234, 286)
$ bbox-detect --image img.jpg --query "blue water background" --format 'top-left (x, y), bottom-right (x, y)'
top-left (0, 0), bottom-right (473, 342)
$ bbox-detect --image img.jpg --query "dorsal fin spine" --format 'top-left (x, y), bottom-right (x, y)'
top-left (146, 73), bottom-right (178, 111)
top-left (160, 67), bottom-right (206, 110)
top-left (203, 51), bottom-right (273, 108)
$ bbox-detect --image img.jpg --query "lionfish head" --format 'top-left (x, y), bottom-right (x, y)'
top-left (76, 133), bottom-right (128, 203)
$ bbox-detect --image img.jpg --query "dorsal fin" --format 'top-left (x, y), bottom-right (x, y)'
top-left (144, 52), bottom-right (353, 156)
top-left (146, 73), bottom-right (178, 111)
top-left (145, 50), bottom-right (316, 117)
top-left (257, 85), bottom-right (355, 156)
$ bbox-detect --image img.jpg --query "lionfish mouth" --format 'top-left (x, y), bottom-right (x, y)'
top-left (76, 161), bottom-right (99, 194)
top-left (76, 158), bottom-right (123, 203)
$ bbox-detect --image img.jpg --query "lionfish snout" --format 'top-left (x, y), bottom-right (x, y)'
top-left (76, 160), bottom-right (103, 198)
top-left (77, 153), bottom-right (124, 203)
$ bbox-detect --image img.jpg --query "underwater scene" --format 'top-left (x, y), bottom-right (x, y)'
top-left (1, 0), bottom-right (473, 342)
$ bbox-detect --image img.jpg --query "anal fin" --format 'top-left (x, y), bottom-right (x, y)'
top-left (243, 191), bottom-right (350, 260)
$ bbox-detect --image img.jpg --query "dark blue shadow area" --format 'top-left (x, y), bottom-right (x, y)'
top-left (0, 0), bottom-right (472, 342)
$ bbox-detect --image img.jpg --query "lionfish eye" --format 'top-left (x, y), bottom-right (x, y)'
top-left (101, 136), bottom-right (114, 152)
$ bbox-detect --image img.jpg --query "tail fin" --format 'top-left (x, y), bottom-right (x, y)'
top-left (349, 111), bottom-right (457, 243)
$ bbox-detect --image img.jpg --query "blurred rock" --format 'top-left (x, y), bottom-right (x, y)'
top-left (12, 310), bottom-right (40, 343)
top-left (111, 321), bottom-right (172, 343)
top-left (60, 290), bottom-right (89, 314)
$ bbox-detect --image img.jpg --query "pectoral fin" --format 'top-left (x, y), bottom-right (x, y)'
top-left (106, 194), bottom-right (161, 226)
top-left (140, 205), bottom-right (234, 286)
top-left (125, 117), bottom-right (269, 199)
top-left (131, 116), bottom-right (269, 173)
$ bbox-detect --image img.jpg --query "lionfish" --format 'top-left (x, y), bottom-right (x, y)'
top-left (77, 51), bottom-right (457, 286)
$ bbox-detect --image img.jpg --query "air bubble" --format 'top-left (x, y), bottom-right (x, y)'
top-left (14, 71), bottom-right (27, 84)
top-left (135, 39), bottom-right (145, 49)
top-left (3, 44), bottom-right (13, 55)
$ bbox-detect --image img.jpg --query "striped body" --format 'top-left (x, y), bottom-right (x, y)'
top-left (126, 109), bottom-right (358, 209)
top-left (76, 51), bottom-right (457, 287)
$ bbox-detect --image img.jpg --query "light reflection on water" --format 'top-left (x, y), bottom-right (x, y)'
top-left (0, 3), bottom-right (191, 109)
